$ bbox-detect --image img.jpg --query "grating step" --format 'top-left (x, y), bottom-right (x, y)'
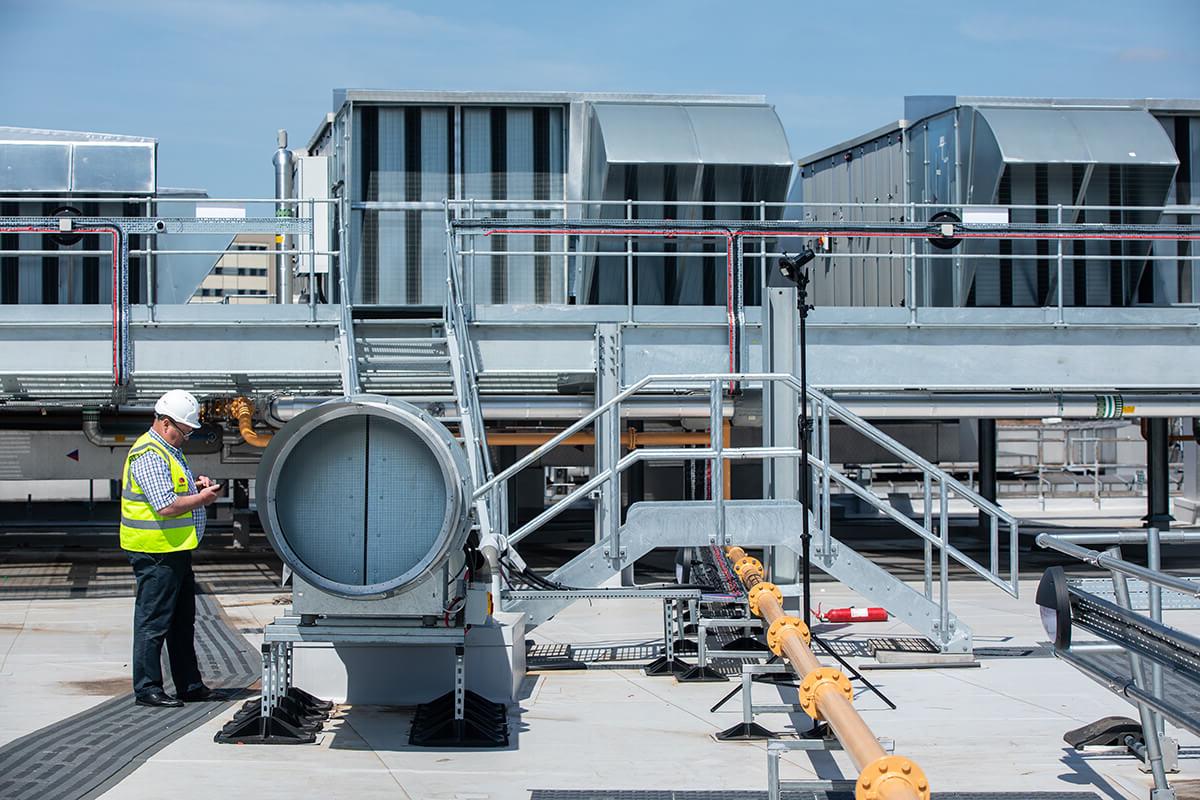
top-left (358, 355), bottom-right (452, 366)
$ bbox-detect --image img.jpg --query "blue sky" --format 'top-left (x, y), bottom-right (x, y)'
top-left (2, 0), bottom-right (1197, 197)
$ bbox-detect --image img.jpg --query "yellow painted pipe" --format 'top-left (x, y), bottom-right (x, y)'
top-left (725, 547), bottom-right (929, 800)
top-left (229, 397), bottom-right (273, 448)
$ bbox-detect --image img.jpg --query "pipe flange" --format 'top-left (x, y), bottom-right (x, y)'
top-left (856, 755), bottom-right (930, 800)
top-left (798, 667), bottom-right (853, 721)
top-left (766, 615), bottom-right (810, 656)
top-left (734, 556), bottom-right (762, 580)
top-left (747, 581), bottom-right (782, 617)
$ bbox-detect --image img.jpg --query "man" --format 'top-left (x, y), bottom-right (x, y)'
top-left (120, 389), bottom-right (223, 708)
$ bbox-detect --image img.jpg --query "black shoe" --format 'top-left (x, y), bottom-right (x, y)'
top-left (177, 685), bottom-right (213, 702)
top-left (135, 690), bottom-right (183, 708)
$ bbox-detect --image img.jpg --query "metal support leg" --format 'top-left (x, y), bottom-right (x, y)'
top-left (1146, 527), bottom-right (1172, 748)
top-left (978, 418), bottom-right (997, 533)
top-left (679, 617), bottom-right (763, 682)
top-left (767, 743), bottom-right (781, 800)
top-left (1147, 418), bottom-right (1173, 531)
top-left (1108, 551), bottom-right (1176, 798)
top-left (715, 664), bottom-right (777, 740)
top-left (454, 646), bottom-right (465, 723)
top-left (644, 599), bottom-right (690, 676)
top-left (665, 600), bottom-right (674, 660)
top-left (260, 643), bottom-right (273, 719)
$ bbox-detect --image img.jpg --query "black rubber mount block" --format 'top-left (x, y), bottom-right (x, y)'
top-left (409, 689), bottom-right (510, 748)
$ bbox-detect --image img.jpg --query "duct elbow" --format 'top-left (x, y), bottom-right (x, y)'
top-left (230, 397), bottom-right (273, 448)
top-left (81, 410), bottom-right (131, 448)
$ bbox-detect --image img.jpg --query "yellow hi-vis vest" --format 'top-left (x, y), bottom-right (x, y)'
top-left (119, 431), bottom-right (198, 553)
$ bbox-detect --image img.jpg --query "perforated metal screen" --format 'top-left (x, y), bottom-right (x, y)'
top-left (270, 406), bottom-right (453, 593)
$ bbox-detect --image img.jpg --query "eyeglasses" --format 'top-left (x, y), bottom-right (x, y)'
top-left (165, 417), bottom-right (194, 440)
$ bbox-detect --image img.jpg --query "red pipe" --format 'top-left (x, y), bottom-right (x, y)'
top-left (484, 227), bottom-right (1200, 242)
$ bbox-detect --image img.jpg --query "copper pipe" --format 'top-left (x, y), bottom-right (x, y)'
top-left (485, 430), bottom-right (712, 447)
top-left (487, 427), bottom-right (734, 498)
top-left (725, 546), bottom-right (928, 800)
top-left (1139, 418), bottom-right (1197, 443)
top-left (229, 397), bottom-right (273, 448)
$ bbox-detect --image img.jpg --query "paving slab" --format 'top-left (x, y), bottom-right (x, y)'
top-left (79, 582), bottom-right (1200, 799)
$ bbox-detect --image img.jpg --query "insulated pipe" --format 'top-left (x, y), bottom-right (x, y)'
top-left (81, 410), bottom-right (137, 447)
top-left (273, 129), bottom-right (295, 305)
top-left (826, 393), bottom-right (1200, 419)
top-left (229, 397), bottom-right (273, 448)
top-left (726, 546), bottom-right (929, 800)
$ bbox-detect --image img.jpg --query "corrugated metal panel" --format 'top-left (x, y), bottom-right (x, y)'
top-left (976, 107), bottom-right (1178, 166)
top-left (592, 104), bottom-right (791, 166)
top-left (791, 127), bottom-right (906, 307)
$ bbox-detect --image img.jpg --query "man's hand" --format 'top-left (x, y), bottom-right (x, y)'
top-left (159, 481), bottom-right (223, 515)
top-left (197, 483), bottom-right (224, 506)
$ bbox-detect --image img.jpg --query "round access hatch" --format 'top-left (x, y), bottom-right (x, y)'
top-left (256, 396), bottom-right (471, 598)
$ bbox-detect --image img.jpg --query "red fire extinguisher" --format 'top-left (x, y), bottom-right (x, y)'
top-left (819, 606), bottom-right (889, 623)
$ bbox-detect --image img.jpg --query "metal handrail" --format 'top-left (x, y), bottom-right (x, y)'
top-left (1036, 533), bottom-right (1200, 597)
top-left (811, 385), bottom-right (1016, 524)
top-left (484, 372), bottom-right (1021, 610)
top-left (808, 383), bottom-right (1020, 598)
top-left (443, 203), bottom-right (498, 536)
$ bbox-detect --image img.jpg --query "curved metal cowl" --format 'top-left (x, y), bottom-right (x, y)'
top-left (256, 395), bottom-right (471, 598)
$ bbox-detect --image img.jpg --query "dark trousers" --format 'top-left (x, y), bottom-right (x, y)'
top-left (127, 550), bottom-right (203, 698)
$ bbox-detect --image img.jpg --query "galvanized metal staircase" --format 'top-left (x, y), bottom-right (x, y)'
top-left (479, 374), bottom-right (1019, 654)
top-left (353, 317), bottom-right (454, 396)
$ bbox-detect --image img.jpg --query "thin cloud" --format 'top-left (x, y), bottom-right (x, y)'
top-left (955, 12), bottom-right (1066, 43)
top-left (1117, 47), bottom-right (1171, 63)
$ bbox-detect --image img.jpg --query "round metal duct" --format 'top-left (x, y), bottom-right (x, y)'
top-left (256, 395), bottom-right (471, 598)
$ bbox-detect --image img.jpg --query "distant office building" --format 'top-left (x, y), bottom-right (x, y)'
top-left (191, 234), bottom-right (273, 303)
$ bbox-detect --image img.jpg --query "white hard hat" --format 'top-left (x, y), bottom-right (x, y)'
top-left (155, 390), bottom-right (202, 429)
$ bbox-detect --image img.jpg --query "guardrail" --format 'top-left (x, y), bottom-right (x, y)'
top-left (472, 371), bottom-right (1021, 648)
top-left (1035, 529), bottom-right (1199, 797)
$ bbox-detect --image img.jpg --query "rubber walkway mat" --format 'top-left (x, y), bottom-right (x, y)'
top-left (0, 591), bottom-right (260, 800)
top-left (530, 792), bottom-right (1101, 799)
top-left (0, 546), bottom-right (283, 599)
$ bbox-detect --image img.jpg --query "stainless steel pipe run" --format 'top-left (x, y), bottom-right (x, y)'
top-left (1050, 530), bottom-right (1200, 545)
top-left (821, 393), bottom-right (1200, 419)
top-left (268, 391), bottom-right (1200, 429)
top-left (273, 129), bottom-right (295, 305)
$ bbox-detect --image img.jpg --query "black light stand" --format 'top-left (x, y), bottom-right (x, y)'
top-left (779, 249), bottom-right (816, 628)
